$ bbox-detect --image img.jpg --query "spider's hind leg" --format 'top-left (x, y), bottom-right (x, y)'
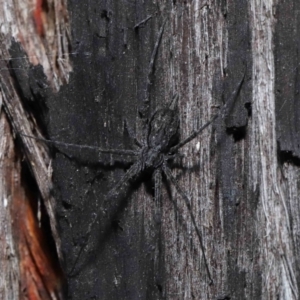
top-left (152, 168), bottom-right (166, 290)
top-left (153, 168), bottom-right (163, 223)
top-left (69, 161), bottom-right (142, 276)
top-left (162, 164), bottom-right (213, 285)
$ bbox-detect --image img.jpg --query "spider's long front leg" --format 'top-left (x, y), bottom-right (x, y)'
top-left (139, 20), bottom-right (166, 119)
top-left (170, 71), bottom-right (246, 153)
top-left (162, 164), bottom-right (213, 285)
top-left (170, 115), bottom-right (218, 153)
top-left (144, 21), bottom-right (166, 105)
top-left (20, 133), bottom-right (140, 156)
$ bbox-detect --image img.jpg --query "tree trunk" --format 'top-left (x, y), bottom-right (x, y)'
top-left (1, 1), bottom-right (299, 299)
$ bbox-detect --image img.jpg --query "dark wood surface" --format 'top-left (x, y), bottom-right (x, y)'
top-left (1, 1), bottom-right (300, 299)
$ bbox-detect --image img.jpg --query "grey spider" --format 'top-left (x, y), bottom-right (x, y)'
top-left (21, 22), bottom-right (245, 285)
top-left (22, 71), bottom-right (244, 285)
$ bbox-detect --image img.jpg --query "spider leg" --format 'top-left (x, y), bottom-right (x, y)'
top-left (20, 133), bottom-right (139, 156)
top-left (152, 168), bottom-right (164, 284)
top-left (171, 115), bottom-right (218, 153)
top-left (153, 168), bottom-right (162, 222)
top-left (89, 161), bottom-right (142, 234)
top-left (124, 119), bottom-right (143, 148)
top-left (140, 20), bottom-right (166, 117)
top-left (106, 161), bottom-right (142, 198)
top-left (134, 15), bottom-right (152, 30)
top-left (69, 161), bottom-right (142, 275)
top-left (166, 152), bottom-right (184, 162)
top-left (170, 71), bottom-right (246, 153)
top-left (145, 20), bottom-right (166, 103)
top-left (162, 164), bottom-right (213, 285)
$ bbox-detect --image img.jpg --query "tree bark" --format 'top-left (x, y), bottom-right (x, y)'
top-left (0, 0), bottom-right (68, 299)
top-left (1, 0), bottom-right (300, 299)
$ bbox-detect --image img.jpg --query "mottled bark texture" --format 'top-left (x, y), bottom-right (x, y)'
top-left (0, 0), bottom-right (68, 299)
top-left (1, 0), bottom-right (300, 299)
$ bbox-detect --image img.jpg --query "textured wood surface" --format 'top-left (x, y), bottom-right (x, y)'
top-left (1, 0), bottom-right (300, 299)
top-left (0, 0), bottom-right (68, 299)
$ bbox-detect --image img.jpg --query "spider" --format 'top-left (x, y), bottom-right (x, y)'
top-left (22, 75), bottom-right (244, 285)
top-left (21, 22), bottom-right (245, 287)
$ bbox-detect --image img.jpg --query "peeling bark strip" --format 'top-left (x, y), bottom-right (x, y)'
top-left (0, 113), bottom-right (19, 300)
top-left (0, 52), bottom-right (65, 298)
top-left (0, 109), bottom-right (64, 299)
top-left (0, 45), bottom-right (62, 261)
top-left (0, 0), bottom-right (69, 298)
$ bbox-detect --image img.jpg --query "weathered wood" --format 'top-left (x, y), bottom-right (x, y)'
top-left (253, 1), bottom-right (299, 298)
top-left (0, 0), bottom-right (68, 298)
top-left (0, 112), bottom-right (20, 300)
top-left (2, 0), bottom-right (300, 299)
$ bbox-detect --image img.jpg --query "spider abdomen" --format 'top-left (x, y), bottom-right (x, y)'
top-left (140, 104), bottom-right (180, 170)
top-left (147, 107), bottom-right (180, 153)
